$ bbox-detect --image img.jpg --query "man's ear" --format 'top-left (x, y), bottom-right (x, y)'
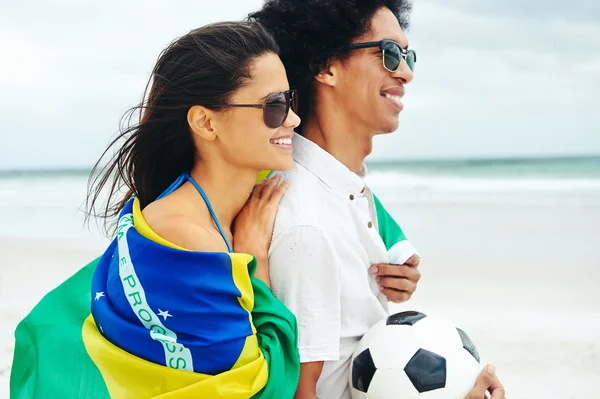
top-left (314, 60), bottom-right (341, 88)
top-left (187, 105), bottom-right (217, 142)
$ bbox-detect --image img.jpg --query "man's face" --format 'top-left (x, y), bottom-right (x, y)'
top-left (335, 7), bottom-right (414, 136)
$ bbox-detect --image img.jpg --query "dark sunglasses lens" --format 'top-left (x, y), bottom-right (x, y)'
top-left (406, 50), bottom-right (416, 71)
top-left (382, 42), bottom-right (401, 71)
top-left (264, 93), bottom-right (288, 128)
top-left (289, 91), bottom-right (298, 115)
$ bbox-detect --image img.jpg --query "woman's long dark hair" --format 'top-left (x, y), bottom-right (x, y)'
top-left (85, 22), bottom-right (279, 235)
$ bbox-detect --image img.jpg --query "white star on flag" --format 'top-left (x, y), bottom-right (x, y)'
top-left (95, 292), bottom-right (105, 300)
top-left (158, 309), bottom-right (172, 321)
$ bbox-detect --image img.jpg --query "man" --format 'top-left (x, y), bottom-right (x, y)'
top-left (250, 1), bottom-right (506, 398)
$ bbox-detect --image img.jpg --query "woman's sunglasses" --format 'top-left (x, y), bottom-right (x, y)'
top-left (348, 40), bottom-right (416, 73)
top-left (210, 89), bottom-right (297, 129)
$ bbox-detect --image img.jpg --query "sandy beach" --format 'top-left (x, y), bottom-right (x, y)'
top-left (1, 175), bottom-right (599, 398)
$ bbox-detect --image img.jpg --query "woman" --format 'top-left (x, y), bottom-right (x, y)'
top-left (84, 21), bottom-right (301, 398)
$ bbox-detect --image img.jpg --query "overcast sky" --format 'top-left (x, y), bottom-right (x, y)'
top-left (1, 0), bottom-right (598, 169)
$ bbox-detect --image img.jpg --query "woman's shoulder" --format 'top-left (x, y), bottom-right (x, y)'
top-left (141, 199), bottom-right (229, 253)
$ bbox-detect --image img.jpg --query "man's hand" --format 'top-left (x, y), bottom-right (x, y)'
top-left (369, 254), bottom-right (421, 303)
top-left (466, 364), bottom-right (506, 399)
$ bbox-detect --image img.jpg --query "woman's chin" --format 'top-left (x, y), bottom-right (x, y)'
top-left (266, 156), bottom-right (294, 172)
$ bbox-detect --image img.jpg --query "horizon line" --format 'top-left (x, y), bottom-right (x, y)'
top-left (1, 153), bottom-right (599, 176)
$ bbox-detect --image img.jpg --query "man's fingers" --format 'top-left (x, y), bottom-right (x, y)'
top-left (466, 365), bottom-right (496, 399)
top-left (488, 374), bottom-right (506, 399)
top-left (379, 287), bottom-right (411, 303)
top-left (377, 276), bottom-right (416, 293)
top-left (404, 254), bottom-right (421, 268)
top-left (371, 264), bottom-right (421, 281)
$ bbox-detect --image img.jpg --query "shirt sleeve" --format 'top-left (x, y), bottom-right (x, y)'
top-left (268, 225), bottom-right (341, 363)
top-left (372, 193), bottom-right (420, 265)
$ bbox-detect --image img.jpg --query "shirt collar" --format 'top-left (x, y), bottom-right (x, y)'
top-left (292, 133), bottom-right (368, 197)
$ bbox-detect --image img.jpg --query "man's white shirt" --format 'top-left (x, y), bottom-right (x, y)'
top-left (269, 133), bottom-right (415, 399)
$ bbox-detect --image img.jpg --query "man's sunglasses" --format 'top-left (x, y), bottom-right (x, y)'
top-left (210, 89), bottom-right (297, 129)
top-left (348, 40), bottom-right (416, 73)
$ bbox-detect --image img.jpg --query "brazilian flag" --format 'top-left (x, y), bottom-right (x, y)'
top-left (10, 187), bottom-right (415, 398)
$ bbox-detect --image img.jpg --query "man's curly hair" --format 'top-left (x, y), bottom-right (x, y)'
top-left (248, 0), bottom-right (412, 132)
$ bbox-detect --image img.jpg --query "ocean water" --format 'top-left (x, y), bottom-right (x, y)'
top-left (367, 155), bottom-right (600, 179)
top-left (365, 156), bottom-right (600, 208)
top-left (0, 155), bottom-right (599, 243)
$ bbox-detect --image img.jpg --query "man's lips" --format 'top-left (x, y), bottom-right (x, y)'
top-left (381, 86), bottom-right (405, 98)
top-left (381, 86), bottom-right (405, 110)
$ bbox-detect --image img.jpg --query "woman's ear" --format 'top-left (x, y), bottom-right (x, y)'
top-left (188, 106), bottom-right (217, 141)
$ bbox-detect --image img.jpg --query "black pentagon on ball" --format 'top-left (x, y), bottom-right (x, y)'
top-left (386, 310), bottom-right (427, 326)
top-left (404, 348), bottom-right (447, 393)
top-left (352, 348), bottom-right (377, 393)
top-left (457, 327), bottom-right (480, 363)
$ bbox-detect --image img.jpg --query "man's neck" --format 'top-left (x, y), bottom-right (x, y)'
top-left (301, 108), bottom-right (373, 173)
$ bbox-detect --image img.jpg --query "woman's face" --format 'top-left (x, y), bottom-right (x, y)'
top-left (207, 52), bottom-right (300, 173)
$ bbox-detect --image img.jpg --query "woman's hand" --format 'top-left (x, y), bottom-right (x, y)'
top-left (233, 175), bottom-right (289, 286)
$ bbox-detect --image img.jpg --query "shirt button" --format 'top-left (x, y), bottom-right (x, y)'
top-left (368, 221), bottom-right (373, 228)
top-left (361, 187), bottom-right (366, 194)
top-left (349, 194), bottom-right (355, 200)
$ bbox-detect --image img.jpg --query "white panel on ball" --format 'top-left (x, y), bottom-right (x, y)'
top-left (350, 387), bottom-right (371, 399)
top-left (411, 316), bottom-right (463, 358)
top-left (353, 318), bottom-right (384, 360)
top-left (418, 388), bottom-right (455, 399)
top-left (367, 368), bottom-right (420, 399)
top-left (368, 324), bottom-right (420, 369)
top-left (444, 349), bottom-right (481, 399)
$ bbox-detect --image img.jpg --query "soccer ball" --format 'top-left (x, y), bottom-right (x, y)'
top-left (350, 311), bottom-right (481, 399)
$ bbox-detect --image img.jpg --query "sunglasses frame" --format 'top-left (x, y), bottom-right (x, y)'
top-left (348, 40), bottom-right (416, 72)
top-left (209, 89), bottom-right (297, 129)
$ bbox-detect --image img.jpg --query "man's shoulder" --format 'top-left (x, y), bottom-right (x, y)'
top-left (273, 160), bottom-right (324, 193)
top-left (272, 161), bottom-right (336, 234)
